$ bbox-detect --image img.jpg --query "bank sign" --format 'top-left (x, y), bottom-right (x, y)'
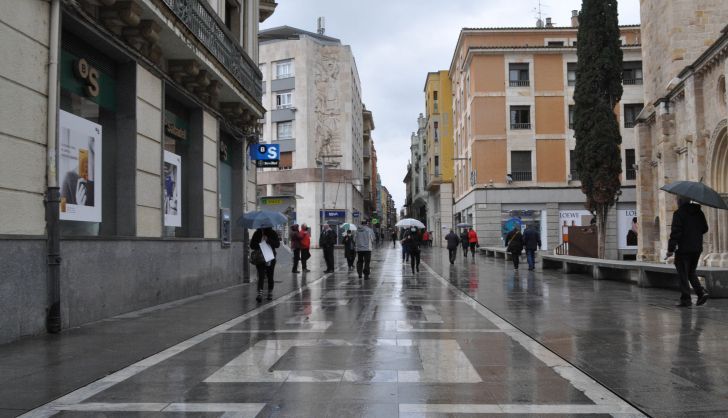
top-left (250, 143), bottom-right (280, 167)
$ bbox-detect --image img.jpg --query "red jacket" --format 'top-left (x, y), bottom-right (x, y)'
top-left (422, 231), bottom-right (429, 241)
top-left (468, 230), bottom-right (479, 244)
top-left (299, 230), bottom-right (311, 249)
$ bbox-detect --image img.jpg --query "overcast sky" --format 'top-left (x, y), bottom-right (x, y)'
top-left (261, 0), bottom-right (641, 212)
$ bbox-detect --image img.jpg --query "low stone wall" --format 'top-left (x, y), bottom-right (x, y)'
top-left (0, 238), bottom-right (244, 344)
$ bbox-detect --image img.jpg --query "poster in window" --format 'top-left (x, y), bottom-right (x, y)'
top-left (617, 209), bottom-right (639, 250)
top-left (558, 210), bottom-right (593, 243)
top-left (163, 150), bottom-right (182, 227)
top-left (59, 110), bottom-right (102, 222)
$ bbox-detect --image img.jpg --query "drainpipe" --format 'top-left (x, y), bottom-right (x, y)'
top-left (46, 0), bottom-right (62, 333)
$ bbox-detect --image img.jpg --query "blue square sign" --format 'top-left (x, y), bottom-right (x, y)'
top-left (250, 143), bottom-right (280, 161)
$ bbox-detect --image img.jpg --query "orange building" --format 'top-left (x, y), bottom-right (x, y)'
top-left (450, 13), bottom-right (643, 258)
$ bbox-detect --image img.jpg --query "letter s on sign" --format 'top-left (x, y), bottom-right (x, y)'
top-left (267, 146), bottom-right (279, 160)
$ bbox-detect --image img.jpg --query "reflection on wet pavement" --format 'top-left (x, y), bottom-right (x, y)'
top-left (25, 247), bottom-right (649, 417)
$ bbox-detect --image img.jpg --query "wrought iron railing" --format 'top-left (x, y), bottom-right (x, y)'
top-left (623, 78), bottom-right (643, 85)
top-left (511, 171), bottom-right (533, 181)
top-left (511, 123), bottom-right (531, 130)
top-left (509, 80), bottom-right (530, 87)
top-left (161, 0), bottom-right (263, 99)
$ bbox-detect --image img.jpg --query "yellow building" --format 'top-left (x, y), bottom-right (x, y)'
top-left (449, 14), bottom-right (643, 258)
top-left (424, 71), bottom-right (454, 245)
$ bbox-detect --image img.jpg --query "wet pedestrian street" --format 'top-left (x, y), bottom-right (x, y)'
top-left (23, 247), bottom-right (644, 418)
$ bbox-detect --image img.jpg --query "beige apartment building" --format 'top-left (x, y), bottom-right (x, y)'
top-left (636, 1), bottom-right (728, 266)
top-left (0, 0), bottom-right (275, 343)
top-left (450, 15), bottom-right (643, 258)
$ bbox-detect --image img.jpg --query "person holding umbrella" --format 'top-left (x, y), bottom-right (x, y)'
top-left (250, 227), bottom-right (280, 302)
top-left (505, 226), bottom-right (524, 270)
top-left (404, 227), bottom-right (422, 274)
top-left (667, 197), bottom-right (710, 307)
top-left (460, 229), bottom-right (469, 258)
top-left (343, 229), bottom-right (356, 271)
top-left (661, 179), bottom-right (727, 307)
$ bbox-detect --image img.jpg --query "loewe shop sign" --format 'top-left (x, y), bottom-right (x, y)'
top-left (73, 58), bottom-right (100, 97)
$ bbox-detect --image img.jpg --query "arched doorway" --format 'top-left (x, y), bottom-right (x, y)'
top-left (706, 123), bottom-right (728, 266)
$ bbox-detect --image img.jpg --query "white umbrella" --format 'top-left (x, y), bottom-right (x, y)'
top-left (341, 223), bottom-right (358, 231)
top-left (395, 218), bottom-right (426, 229)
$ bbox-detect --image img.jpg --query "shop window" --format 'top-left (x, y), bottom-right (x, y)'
top-left (59, 32), bottom-right (133, 237)
top-left (163, 96), bottom-right (194, 237)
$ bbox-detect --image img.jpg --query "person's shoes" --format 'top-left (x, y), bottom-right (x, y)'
top-left (697, 293), bottom-right (709, 306)
top-left (676, 300), bottom-right (692, 307)
top-left (514, 267), bottom-right (519, 270)
top-left (267, 293), bottom-right (273, 301)
top-left (416, 265), bottom-right (420, 272)
top-left (304, 269), bottom-right (311, 272)
top-left (358, 274), bottom-right (363, 279)
top-left (291, 270), bottom-right (300, 273)
top-left (364, 275), bottom-right (369, 280)
top-left (256, 294), bottom-right (263, 303)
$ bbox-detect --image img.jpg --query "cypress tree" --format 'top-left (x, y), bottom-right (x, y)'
top-left (573, 0), bottom-right (624, 259)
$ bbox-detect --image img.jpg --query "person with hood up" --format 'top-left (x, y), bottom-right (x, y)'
top-left (505, 226), bottom-right (524, 270)
top-left (667, 197), bottom-right (710, 307)
top-left (445, 229), bottom-right (460, 264)
top-left (523, 225), bottom-right (542, 271)
top-left (355, 219), bottom-right (375, 279)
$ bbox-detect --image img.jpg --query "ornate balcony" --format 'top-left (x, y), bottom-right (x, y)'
top-left (161, 0), bottom-right (262, 99)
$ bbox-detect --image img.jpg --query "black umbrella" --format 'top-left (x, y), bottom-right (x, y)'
top-left (660, 180), bottom-right (728, 210)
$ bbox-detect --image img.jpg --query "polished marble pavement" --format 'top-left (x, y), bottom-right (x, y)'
top-left (17, 247), bottom-right (646, 417)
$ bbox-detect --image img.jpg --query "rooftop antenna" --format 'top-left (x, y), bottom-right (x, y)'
top-left (534, 0), bottom-right (547, 28)
top-left (317, 16), bottom-right (325, 35)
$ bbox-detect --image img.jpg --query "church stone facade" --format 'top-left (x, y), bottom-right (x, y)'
top-left (636, 1), bottom-right (728, 266)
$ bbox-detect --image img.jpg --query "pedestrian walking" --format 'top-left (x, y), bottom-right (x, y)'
top-left (667, 197), bottom-right (710, 307)
top-left (429, 231), bottom-right (434, 247)
top-left (422, 230), bottom-right (430, 249)
top-left (343, 230), bottom-right (356, 271)
top-left (299, 224), bottom-right (311, 272)
top-left (523, 225), bottom-right (541, 271)
top-left (319, 224), bottom-right (337, 273)
top-left (290, 224), bottom-right (301, 273)
top-left (505, 226), bottom-right (524, 270)
top-left (460, 229), bottom-right (469, 258)
top-left (250, 227), bottom-right (280, 302)
top-left (404, 227), bottom-right (422, 274)
top-left (355, 219), bottom-right (375, 279)
top-left (445, 229), bottom-right (460, 264)
top-left (391, 229), bottom-right (397, 248)
top-left (467, 227), bottom-right (479, 258)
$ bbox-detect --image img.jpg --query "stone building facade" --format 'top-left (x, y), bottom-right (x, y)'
top-left (257, 26), bottom-right (365, 243)
top-left (0, 0), bottom-right (274, 344)
top-left (636, 1), bottom-right (728, 266)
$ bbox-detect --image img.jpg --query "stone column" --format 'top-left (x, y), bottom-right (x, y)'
top-left (474, 203), bottom-right (502, 247)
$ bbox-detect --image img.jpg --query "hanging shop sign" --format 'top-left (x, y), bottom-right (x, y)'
top-left (250, 143), bottom-right (280, 167)
top-left (59, 110), bottom-right (102, 222)
top-left (163, 151), bottom-right (182, 227)
top-left (73, 58), bottom-right (100, 97)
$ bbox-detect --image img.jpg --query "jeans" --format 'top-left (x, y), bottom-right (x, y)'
top-left (256, 260), bottom-right (276, 293)
top-left (448, 248), bottom-right (457, 264)
top-left (402, 245), bottom-right (409, 261)
top-left (675, 252), bottom-right (705, 301)
top-left (357, 251), bottom-right (372, 278)
top-left (526, 249), bottom-right (536, 270)
top-left (462, 245), bottom-right (468, 257)
top-left (345, 250), bottom-right (355, 268)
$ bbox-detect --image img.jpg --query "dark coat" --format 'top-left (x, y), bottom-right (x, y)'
top-left (289, 227), bottom-right (301, 250)
top-left (405, 231), bottom-right (421, 253)
top-left (319, 228), bottom-right (337, 249)
top-left (250, 228), bottom-right (280, 257)
top-left (668, 203), bottom-right (709, 254)
top-left (459, 231), bottom-right (469, 249)
top-left (343, 234), bottom-right (356, 256)
top-left (505, 229), bottom-right (524, 254)
top-left (523, 228), bottom-right (541, 251)
top-left (445, 232), bottom-right (460, 250)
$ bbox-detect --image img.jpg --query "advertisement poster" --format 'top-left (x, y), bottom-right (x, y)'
top-left (163, 151), bottom-right (182, 227)
top-left (559, 210), bottom-right (592, 243)
top-left (617, 208), bottom-right (639, 250)
top-left (59, 110), bottom-right (102, 222)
